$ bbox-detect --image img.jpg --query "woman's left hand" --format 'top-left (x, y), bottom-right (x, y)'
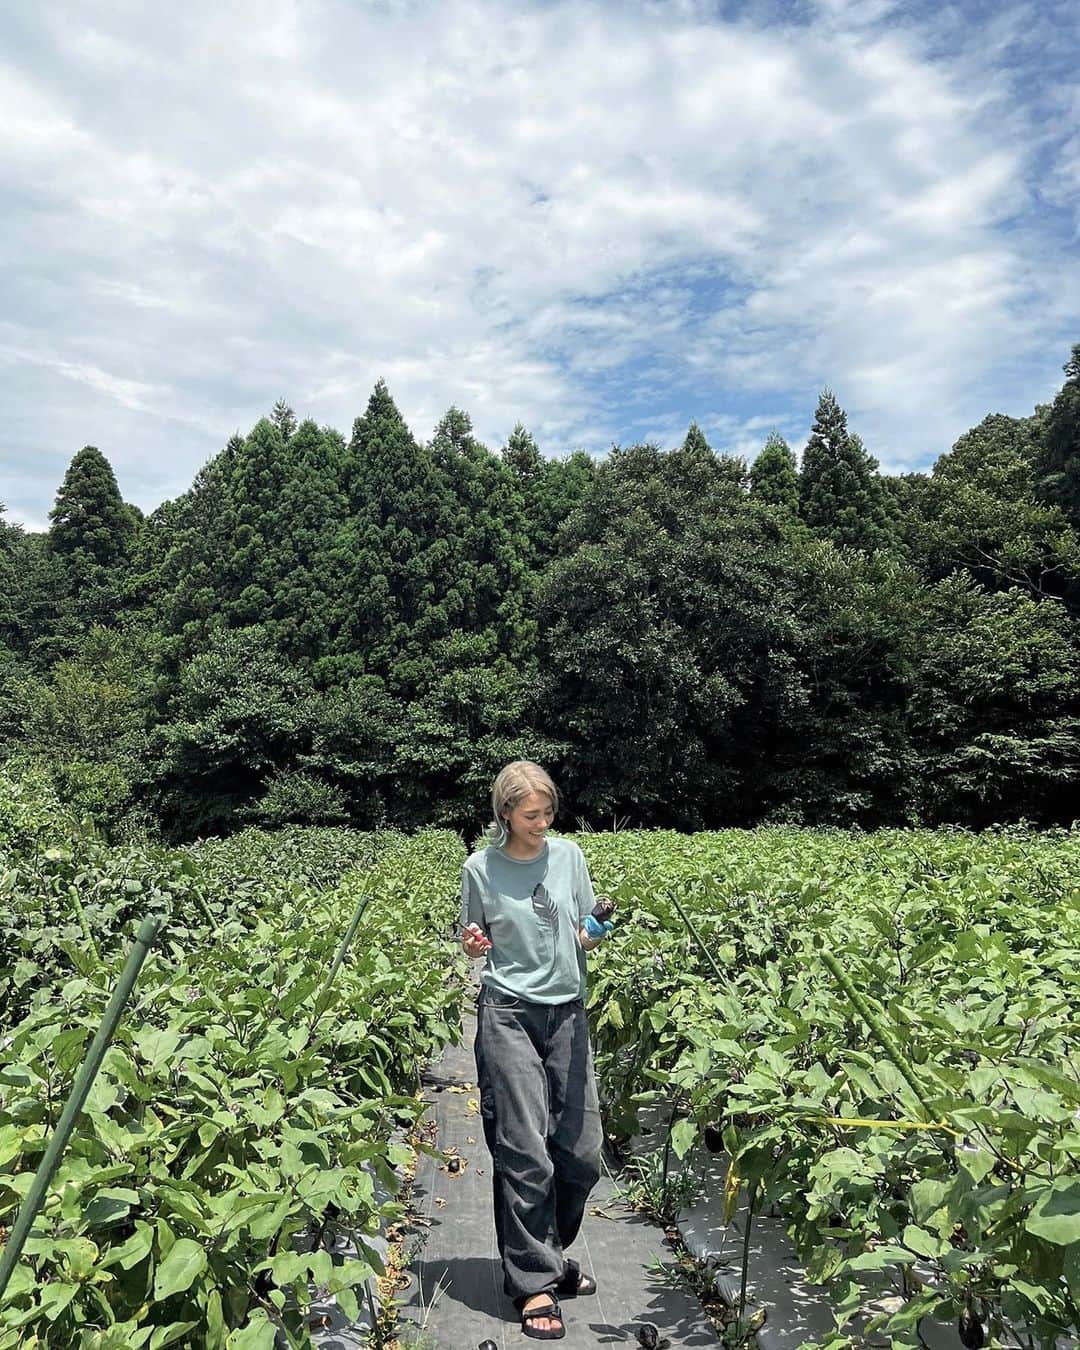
top-left (581, 897), bottom-right (616, 947)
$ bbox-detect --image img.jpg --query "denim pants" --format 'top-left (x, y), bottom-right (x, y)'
top-left (474, 986), bottom-right (604, 1304)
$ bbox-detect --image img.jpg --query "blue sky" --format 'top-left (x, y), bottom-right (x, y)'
top-left (1, 0), bottom-right (1077, 530)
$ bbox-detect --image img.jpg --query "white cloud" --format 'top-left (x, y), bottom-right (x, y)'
top-left (0, 0), bottom-right (1077, 525)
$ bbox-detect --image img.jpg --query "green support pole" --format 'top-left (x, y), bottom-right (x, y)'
top-left (306, 885), bottom-right (373, 1040)
top-left (816, 942), bottom-right (938, 1120)
top-left (0, 915), bottom-right (163, 1304)
top-left (667, 886), bottom-right (730, 988)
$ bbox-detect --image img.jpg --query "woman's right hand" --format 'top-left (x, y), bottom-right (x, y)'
top-left (462, 922), bottom-right (492, 958)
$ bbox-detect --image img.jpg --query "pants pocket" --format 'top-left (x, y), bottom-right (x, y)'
top-left (482, 988), bottom-right (523, 1009)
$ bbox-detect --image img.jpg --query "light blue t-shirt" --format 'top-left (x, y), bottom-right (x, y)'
top-left (460, 836), bottom-right (597, 1004)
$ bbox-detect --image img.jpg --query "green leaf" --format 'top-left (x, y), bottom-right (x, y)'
top-left (1013, 1057), bottom-right (1080, 1102)
top-left (386, 1140), bottom-right (413, 1168)
top-left (60, 1237), bottom-right (99, 1278)
top-left (902, 1225), bottom-right (947, 1258)
top-left (1064, 1243), bottom-right (1080, 1299)
top-left (84, 1191), bottom-right (136, 1228)
top-left (847, 1245), bottom-right (915, 1270)
top-left (909, 1177), bottom-right (950, 1225)
top-left (957, 1146), bottom-right (995, 1184)
top-left (225, 1310), bottom-right (277, 1348)
top-left (205, 1288), bottom-right (227, 1350)
top-left (1009, 1279), bottom-right (1052, 1314)
top-left (326, 1257), bottom-right (377, 1292)
top-left (52, 1027), bottom-right (89, 1073)
top-left (138, 1026), bottom-right (182, 1073)
top-left (12, 957), bottom-right (39, 988)
top-left (669, 1117), bottom-right (697, 1161)
top-left (38, 1282), bottom-right (78, 1320)
top-left (149, 1324), bottom-right (198, 1350)
top-left (157, 1216), bottom-right (176, 1260)
top-left (263, 1250), bottom-right (306, 1284)
top-left (883, 1290), bottom-right (946, 1332)
top-left (101, 1221), bottom-right (154, 1271)
top-left (153, 1238), bottom-right (207, 1300)
top-left (0, 1263), bottom-right (34, 1300)
top-left (246, 1196), bottom-right (290, 1240)
top-left (336, 1286), bottom-right (360, 1321)
top-left (805, 1245), bottom-right (844, 1284)
top-left (1025, 1180), bottom-right (1080, 1245)
top-left (309, 1248), bottom-right (333, 1286)
top-left (0, 1124), bottom-right (27, 1168)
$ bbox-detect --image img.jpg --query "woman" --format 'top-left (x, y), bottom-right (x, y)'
top-left (460, 760), bottom-right (615, 1340)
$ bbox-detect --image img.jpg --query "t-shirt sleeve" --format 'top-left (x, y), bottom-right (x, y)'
top-left (573, 844), bottom-right (597, 922)
top-left (460, 864), bottom-right (485, 932)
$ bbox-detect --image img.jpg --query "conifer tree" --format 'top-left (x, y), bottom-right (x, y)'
top-left (152, 437), bottom-right (243, 655)
top-left (46, 446), bottom-right (136, 638)
top-left (48, 447), bottom-right (134, 569)
top-left (750, 433), bottom-right (799, 512)
top-left (682, 422), bottom-right (710, 456)
top-left (799, 392), bottom-right (889, 552)
top-left (223, 418), bottom-right (292, 625)
top-left (337, 381), bottom-right (446, 684)
top-left (156, 421), bottom-right (292, 642)
top-left (274, 421), bottom-right (351, 666)
top-left (500, 424), bottom-right (594, 564)
top-left (1035, 343), bottom-right (1080, 527)
top-left (0, 512), bottom-right (54, 664)
top-left (503, 423), bottom-right (545, 485)
top-left (271, 398), bottom-right (297, 442)
top-left (155, 414), bottom-right (354, 667)
top-left (549, 453), bottom-right (598, 528)
top-left (0, 502), bottom-right (19, 647)
top-left (535, 454), bottom-right (792, 827)
top-left (429, 407), bottom-right (531, 661)
top-left (665, 423), bottom-right (729, 500)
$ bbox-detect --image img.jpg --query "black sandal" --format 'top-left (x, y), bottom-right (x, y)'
top-left (520, 1295), bottom-right (565, 1340)
top-left (557, 1258), bottom-right (597, 1297)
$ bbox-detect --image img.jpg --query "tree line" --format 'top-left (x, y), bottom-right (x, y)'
top-left (2, 343), bottom-right (1079, 840)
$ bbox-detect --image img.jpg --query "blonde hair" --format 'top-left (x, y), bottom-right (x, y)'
top-left (485, 760), bottom-right (560, 847)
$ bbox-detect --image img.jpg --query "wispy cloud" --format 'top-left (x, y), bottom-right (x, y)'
top-left (0, 0), bottom-right (1077, 527)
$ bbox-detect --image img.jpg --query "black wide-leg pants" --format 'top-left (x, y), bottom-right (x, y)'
top-left (474, 987), bottom-right (603, 1305)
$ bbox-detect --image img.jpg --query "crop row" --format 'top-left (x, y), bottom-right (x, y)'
top-left (0, 771), bottom-right (466, 1349)
top-left (580, 827), bottom-right (1080, 1350)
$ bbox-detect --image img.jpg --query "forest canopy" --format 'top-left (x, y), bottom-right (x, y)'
top-left (3, 348), bottom-right (1079, 842)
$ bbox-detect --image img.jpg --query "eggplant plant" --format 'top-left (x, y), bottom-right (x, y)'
top-left (580, 826), bottom-right (1080, 1348)
top-left (0, 798), bottom-right (466, 1349)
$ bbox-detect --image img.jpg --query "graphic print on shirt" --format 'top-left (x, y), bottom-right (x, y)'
top-left (530, 881), bottom-right (560, 979)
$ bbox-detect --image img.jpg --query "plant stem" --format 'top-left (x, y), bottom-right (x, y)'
top-left (660, 1096), bottom-right (683, 1219)
top-left (365, 1279), bottom-right (384, 1347)
top-left (739, 1182), bottom-right (757, 1318)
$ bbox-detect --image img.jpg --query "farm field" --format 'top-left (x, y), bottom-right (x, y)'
top-left (580, 828), bottom-right (1080, 1349)
top-left (2, 771), bottom-right (1079, 1348)
top-left (0, 770), bottom-right (466, 1348)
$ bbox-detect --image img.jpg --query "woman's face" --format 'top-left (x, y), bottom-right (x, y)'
top-left (504, 790), bottom-right (555, 846)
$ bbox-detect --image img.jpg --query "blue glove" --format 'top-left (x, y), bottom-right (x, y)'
top-left (583, 914), bottom-right (615, 941)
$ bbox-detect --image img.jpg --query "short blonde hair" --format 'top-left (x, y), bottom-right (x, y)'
top-left (486, 760), bottom-right (560, 845)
